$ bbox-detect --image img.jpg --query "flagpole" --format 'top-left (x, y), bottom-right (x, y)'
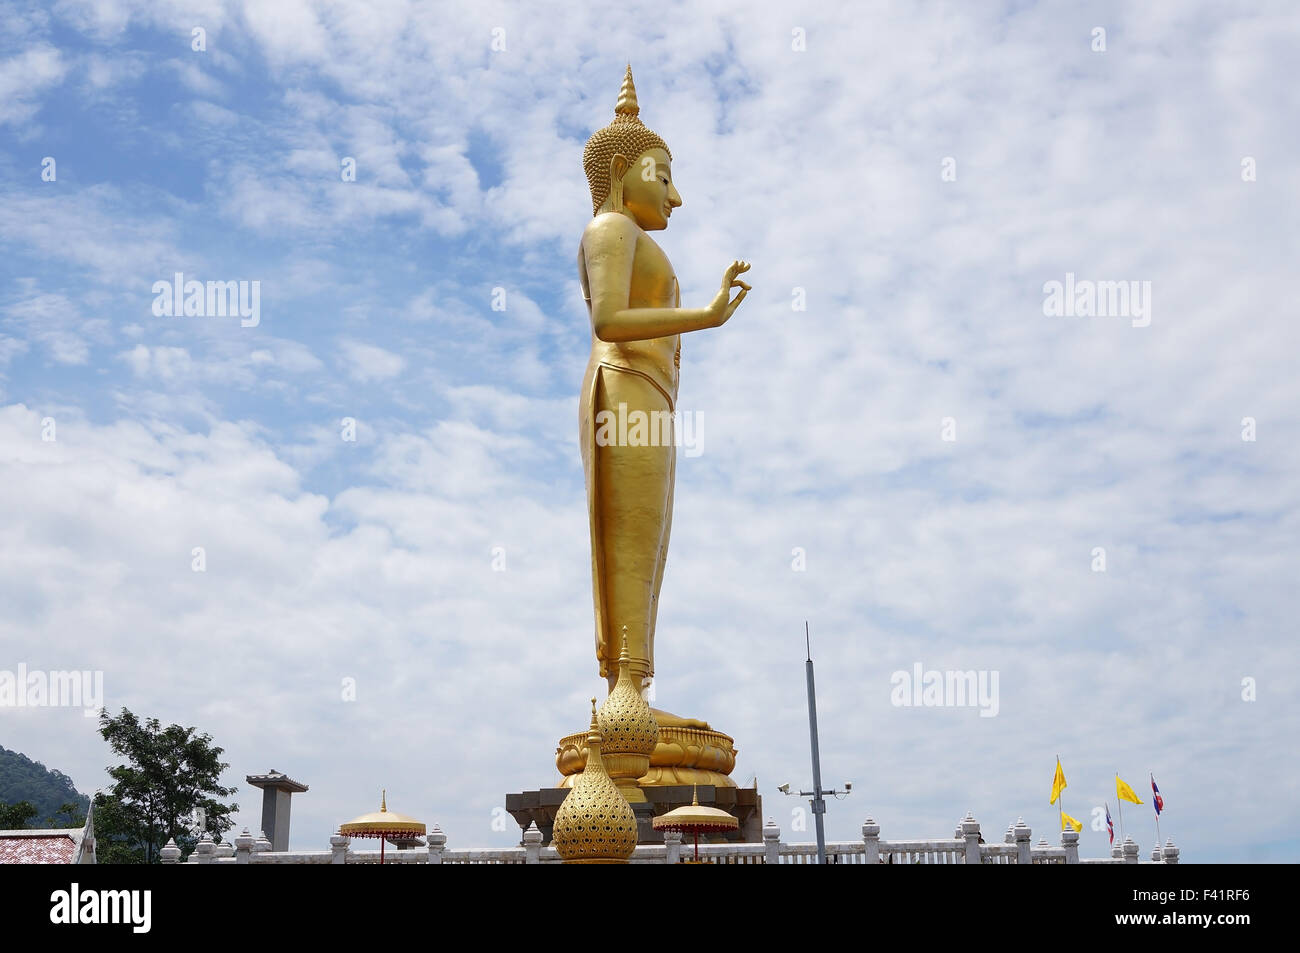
top-left (1057, 755), bottom-right (1063, 832)
top-left (1151, 773), bottom-right (1162, 849)
top-left (1116, 773), bottom-right (1125, 842)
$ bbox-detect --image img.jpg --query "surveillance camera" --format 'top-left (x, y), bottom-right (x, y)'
top-left (777, 783), bottom-right (791, 794)
top-left (845, 781), bottom-right (852, 792)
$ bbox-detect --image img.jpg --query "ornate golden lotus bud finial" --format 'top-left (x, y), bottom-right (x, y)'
top-left (598, 626), bottom-right (660, 803)
top-left (552, 698), bottom-right (638, 863)
top-left (380, 789), bottom-right (386, 811)
top-left (615, 63), bottom-right (639, 117)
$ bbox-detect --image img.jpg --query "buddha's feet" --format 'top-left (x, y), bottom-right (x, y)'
top-left (649, 707), bottom-right (711, 730)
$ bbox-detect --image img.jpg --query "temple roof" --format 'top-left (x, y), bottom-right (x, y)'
top-left (0, 829), bottom-right (87, 864)
top-left (0, 801), bottom-right (95, 864)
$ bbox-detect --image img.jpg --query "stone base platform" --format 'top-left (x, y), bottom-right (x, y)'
top-left (506, 785), bottom-right (763, 846)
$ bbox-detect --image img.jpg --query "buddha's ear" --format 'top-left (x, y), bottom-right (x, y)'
top-left (608, 153), bottom-right (630, 212)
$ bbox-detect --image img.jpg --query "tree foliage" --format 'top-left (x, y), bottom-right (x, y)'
top-left (97, 708), bottom-right (238, 863)
top-left (0, 800), bottom-right (38, 829)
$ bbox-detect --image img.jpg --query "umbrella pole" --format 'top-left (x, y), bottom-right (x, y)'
top-left (694, 830), bottom-right (699, 863)
top-left (381, 838), bottom-right (385, 865)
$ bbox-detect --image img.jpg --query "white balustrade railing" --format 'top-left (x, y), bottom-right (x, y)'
top-left (166, 812), bottom-right (1179, 865)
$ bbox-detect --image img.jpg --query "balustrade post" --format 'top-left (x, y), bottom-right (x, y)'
top-left (426, 824), bottom-right (446, 864)
top-left (191, 832), bottom-right (215, 864)
top-left (762, 816), bottom-right (781, 865)
top-left (1122, 836), bottom-right (1139, 864)
top-left (1013, 818), bottom-right (1032, 865)
top-left (523, 822), bottom-right (543, 864)
top-left (1161, 838), bottom-right (1179, 864)
top-left (664, 829), bottom-right (683, 864)
top-left (234, 827), bottom-right (253, 864)
top-left (862, 816), bottom-right (880, 865)
top-left (1062, 828), bottom-right (1079, 864)
top-left (330, 832), bottom-right (349, 864)
top-left (159, 837), bottom-right (181, 864)
top-left (961, 812), bottom-right (981, 864)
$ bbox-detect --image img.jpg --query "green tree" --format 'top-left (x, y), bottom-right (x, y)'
top-left (97, 708), bottom-right (239, 863)
top-left (89, 792), bottom-right (147, 865)
top-left (44, 801), bottom-right (86, 828)
top-left (0, 800), bottom-right (38, 829)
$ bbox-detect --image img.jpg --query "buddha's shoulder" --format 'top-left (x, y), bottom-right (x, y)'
top-left (582, 212), bottom-right (643, 247)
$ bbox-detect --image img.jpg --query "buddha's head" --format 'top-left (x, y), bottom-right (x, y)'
top-left (583, 66), bottom-right (682, 230)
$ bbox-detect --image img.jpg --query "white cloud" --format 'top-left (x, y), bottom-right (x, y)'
top-left (338, 339), bottom-right (406, 382)
top-left (0, 44), bottom-right (67, 127)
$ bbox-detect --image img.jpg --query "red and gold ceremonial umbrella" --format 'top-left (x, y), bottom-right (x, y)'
top-left (652, 785), bottom-right (739, 863)
top-left (339, 790), bottom-right (425, 865)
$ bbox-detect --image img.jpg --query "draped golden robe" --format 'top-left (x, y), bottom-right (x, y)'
top-left (578, 274), bottom-right (681, 682)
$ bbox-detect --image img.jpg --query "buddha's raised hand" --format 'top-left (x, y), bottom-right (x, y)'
top-left (708, 260), bottom-right (751, 326)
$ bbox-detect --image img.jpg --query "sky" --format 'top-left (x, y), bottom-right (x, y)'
top-left (1, 0), bottom-right (1297, 863)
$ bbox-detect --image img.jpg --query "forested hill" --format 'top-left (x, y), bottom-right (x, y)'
top-left (0, 744), bottom-right (91, 827)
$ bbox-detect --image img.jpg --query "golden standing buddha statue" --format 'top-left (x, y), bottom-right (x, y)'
top-left (558, 66), bottom-right (751, 790)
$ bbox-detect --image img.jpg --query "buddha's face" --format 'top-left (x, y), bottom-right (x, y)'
top-left (618, 147), bottom-right (681, 230)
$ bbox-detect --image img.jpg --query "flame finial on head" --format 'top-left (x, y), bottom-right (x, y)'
top-left (615, 64), bottom-right (639, 117)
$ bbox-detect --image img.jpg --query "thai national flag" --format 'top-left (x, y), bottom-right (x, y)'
top-left (1106, 804), bottom-right (1114, 844)
top-left (1151, 775), bottom-right (1164, 815)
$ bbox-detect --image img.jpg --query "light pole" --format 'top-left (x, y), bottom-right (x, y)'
top-left (780, 622), bottom-right (851, 863)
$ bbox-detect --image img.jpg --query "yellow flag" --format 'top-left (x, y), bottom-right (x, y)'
top-left (1050, 758), bottom-right (1067, 804)
top-left (1061, 811), bottom-right (1083, 833)
top-left (1116, 774), bottom-right (1143, 805)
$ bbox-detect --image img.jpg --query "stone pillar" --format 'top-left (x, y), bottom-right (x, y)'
top-left (861, 816), bottom-right (880, 865)
top-left (1122, 835), bottom-right (1139, 864)
top-left (523, 822), bottom-right (543, 864)
top-left (1151, 846), bottom-right (1162, 862)
top-left (235, 828), bottom-right (253, 864)
top-left (215, 841), bottom-right (235, 859)
top-left (961, 812), bottom-right (981, 864)
top-left (763, 816), bottom-right (782, 865)
top-left (664, 829), bottom-right (682, 864)
top-left (245, 770), bottom-right (309, 852)
top-left (330, 832), bottom-right (349, 864)
top-left (1062, 828), bottom-right (1079, 864)
top-left (1111, 841), bottom-right (1123, 860)
top-left (1161, 838), bottom-right (1179, 864)
top-left (426, 824), bottom-right (446, 864)
top-left (1013, 818), bottom-right (1032, 865)
top-left (160, 837), bottom-right (181, 864)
